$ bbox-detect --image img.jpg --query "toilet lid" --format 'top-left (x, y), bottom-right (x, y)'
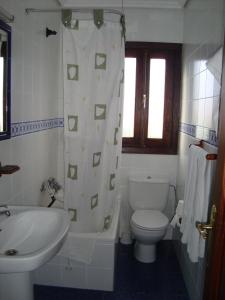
top-left (131, 210), bottom-right (169, 230)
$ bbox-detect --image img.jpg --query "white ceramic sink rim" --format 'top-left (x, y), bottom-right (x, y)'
top-left (0, 206), bottom-right (70, 273)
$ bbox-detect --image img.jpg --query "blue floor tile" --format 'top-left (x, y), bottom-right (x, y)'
top-left (34, 241), bottom-right (189, 300)
top-left (103, 291), bottom-right (162, 300)
top-left (165, 295), bottom-right (189, 300)
top-left (34, 286), bottom-right (104, 300)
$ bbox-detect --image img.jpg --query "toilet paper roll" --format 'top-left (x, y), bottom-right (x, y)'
top-left (171, 200), bottom-right (184, 228)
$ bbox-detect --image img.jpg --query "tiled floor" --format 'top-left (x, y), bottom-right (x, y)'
top-left (34, 241), bottom-right (189, 300)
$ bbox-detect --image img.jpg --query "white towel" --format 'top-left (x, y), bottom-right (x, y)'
top-left (180, 145), bottom-right (215, 263)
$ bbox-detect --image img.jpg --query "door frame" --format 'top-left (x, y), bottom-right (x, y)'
top-left (204, 36), bottom-right (225, 300)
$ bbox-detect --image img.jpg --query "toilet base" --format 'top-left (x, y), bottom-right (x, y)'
top-left (134, 242), bottom-right (156, 263)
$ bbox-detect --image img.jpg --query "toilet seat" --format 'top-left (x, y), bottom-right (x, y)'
top-left (131, 210), bottom-right (169, 231)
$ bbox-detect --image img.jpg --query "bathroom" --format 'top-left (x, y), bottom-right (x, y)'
top-left (0, 0), bottom-right (225, 299)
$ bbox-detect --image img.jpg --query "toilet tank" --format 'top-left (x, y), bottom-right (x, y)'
top-left (128, 175), bottom-right (169, 211)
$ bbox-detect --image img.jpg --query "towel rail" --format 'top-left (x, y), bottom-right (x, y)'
top-left (189, 140), bottom-right (217, 160)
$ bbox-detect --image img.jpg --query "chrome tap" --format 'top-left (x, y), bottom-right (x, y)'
top-left (0, 205), bottom-right (11, 217)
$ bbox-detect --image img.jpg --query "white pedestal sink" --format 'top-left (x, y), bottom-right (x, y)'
top-left (0, 206), bottom-right (70, 300)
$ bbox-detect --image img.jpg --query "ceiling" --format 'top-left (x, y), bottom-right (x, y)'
top-left (58, 0), bottom-right (189, 9)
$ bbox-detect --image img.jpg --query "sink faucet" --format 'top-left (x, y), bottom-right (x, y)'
top-left (0, 205), bottom-right (11, 217)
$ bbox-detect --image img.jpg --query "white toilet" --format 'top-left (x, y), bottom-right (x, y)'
top-left (129, 175), bottom-right (169, 263)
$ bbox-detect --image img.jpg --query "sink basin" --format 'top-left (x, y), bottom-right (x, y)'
top-left (0, 206), bottom-right (70, 273)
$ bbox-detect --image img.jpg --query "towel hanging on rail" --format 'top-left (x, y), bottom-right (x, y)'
top-left (180, 145), bottom-right (216, 263)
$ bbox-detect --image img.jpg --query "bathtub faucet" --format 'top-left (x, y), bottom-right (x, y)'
top-left (0, 205), bottom-right (11, 217)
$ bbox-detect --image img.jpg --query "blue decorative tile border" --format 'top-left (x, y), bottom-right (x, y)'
top-left (180, 123), bottom-right (196, 137)
top-left (208, 129), bottom-right (218, 146)
top-left (180, 122), bottom-right (218, 146)
top-left (11, 119), bottom-right (218, 147)
top-left (11, 118), bottom-right (64, 137)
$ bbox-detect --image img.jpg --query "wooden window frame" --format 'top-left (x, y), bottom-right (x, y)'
top-left (122, 42), bottom-right (182, 154)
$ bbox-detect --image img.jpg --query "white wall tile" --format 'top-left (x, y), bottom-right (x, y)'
top-left (197, 99), bottom-right (205, 126)
top-left (181, 100), bottom-right (192, 124)
top-left (212, 96), bottom-right (220, 131)
top-left (206, 70), bottom-right (214, 98)
top-left (193, 50), bottom-right (201, 76)
top-left (213, 79), bottom-right (221, 97)
top-left (125, 8), bottom-right (183, 43)
top-left (204, 98), bottom-right (214, 128)
top-left (192, 74), bottom-right (200, 100)
top-left (0, 0), bottom-right (61, 207)
top-left (199, 71), bottom-right (206, 99)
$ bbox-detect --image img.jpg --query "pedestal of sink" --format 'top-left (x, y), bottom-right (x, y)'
top-left (0, 206), bottom-right (70, 300)
top-left (0, 272), bottom-right (33, 300)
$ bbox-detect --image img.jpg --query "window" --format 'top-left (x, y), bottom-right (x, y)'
top-left (122, 42), bottom-right (182, 154)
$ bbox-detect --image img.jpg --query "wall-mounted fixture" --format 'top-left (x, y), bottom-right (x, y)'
top-left (46, 27), bottom-right (57, 38)
top-left (0, 162), bottom-right (20, 177)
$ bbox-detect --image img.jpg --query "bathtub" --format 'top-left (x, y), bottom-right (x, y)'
top-left (33, 197), bottom-right (121, 291)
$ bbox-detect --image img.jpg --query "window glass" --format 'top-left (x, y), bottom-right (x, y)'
top-left (122, 58), bottom-right (136, 138)
top-left (147, 59), bottom-right (166, 139)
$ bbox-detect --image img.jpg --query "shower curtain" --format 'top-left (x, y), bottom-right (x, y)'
top-left (63, 13), bottom-right (124, 235)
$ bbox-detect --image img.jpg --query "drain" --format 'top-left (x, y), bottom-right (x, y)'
top-left (5, 249), bottom-right (18, 256)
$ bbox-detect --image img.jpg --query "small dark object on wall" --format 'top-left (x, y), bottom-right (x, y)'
top-left (46, 27), bottom-right (57, 37)
top-left (0, 163), bottom-right (20, 177)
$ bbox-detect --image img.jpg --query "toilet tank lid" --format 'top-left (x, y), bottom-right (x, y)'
top-left (129, 175), bottom-right (169, 184)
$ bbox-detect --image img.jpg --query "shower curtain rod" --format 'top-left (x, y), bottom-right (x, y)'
top-left (0, 6), bottom-right (14, 23)
top-left (25, 8), bottom-right (124, 17)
